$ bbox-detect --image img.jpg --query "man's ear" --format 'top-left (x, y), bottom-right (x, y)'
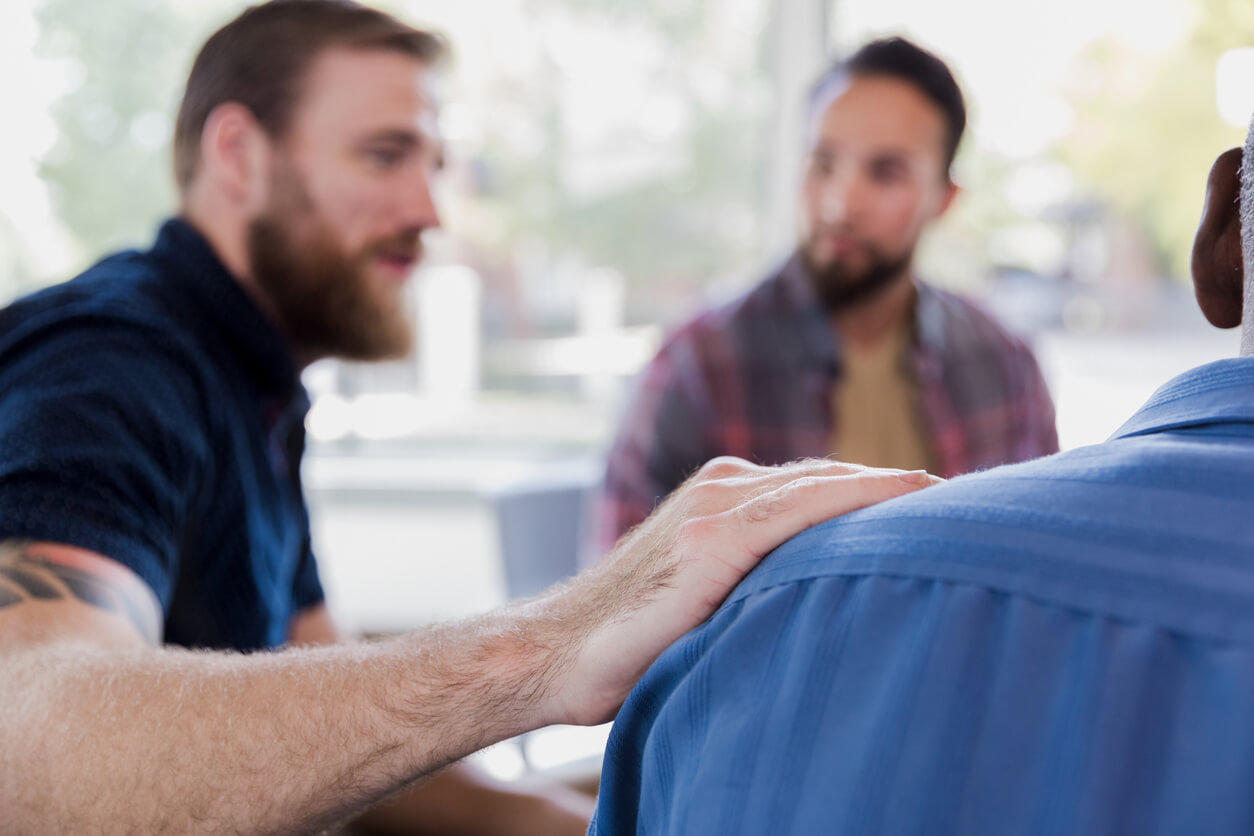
top-left (935, 180), bottom-right (960, 219)
top-left (198, 102), bottom-right (272, 215)
top-left (1191, 147), bottom-right (1245, 329)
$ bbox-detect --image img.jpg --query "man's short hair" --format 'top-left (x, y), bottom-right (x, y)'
top-left (810, 37), bottom-right (967, 175)
top-left (173, 0), bottom-right (444, 190)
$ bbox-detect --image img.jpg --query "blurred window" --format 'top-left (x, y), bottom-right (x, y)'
top-left (0, 0), bottom-right (1245, 631)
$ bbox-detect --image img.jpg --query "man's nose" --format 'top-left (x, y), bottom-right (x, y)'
top-left (399, 168), bottom-right (442, 231)
top-left (816, 171), bottom-right (865, 226)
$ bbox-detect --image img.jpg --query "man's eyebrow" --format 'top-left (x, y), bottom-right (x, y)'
top-left (355, 130), bottom-right (445, 169)
top-left (357, 130), bottom-right (422, 147)
top-left (873, 146), bottom-right (921, 160)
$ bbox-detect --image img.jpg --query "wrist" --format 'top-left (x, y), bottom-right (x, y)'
top-left (395, 604), bottom-right (579, 750)
top-left (495, 598), bottom-right (585, 729)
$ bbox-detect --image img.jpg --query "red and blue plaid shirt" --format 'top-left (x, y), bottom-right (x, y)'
top-left (599, 256), bottom-right (1059, 547)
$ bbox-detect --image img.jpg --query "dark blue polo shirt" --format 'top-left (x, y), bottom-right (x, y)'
top-left (0, 218), bottom-right (323, 651)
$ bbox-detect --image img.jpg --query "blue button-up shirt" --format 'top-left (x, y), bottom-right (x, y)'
top-left (593, 357), bottom-right (1254, 835)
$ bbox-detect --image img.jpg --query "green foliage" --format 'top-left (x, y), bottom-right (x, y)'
top-left (35, 0), bottom-right (228, 260)
top-left (484, 93), bottom-right (766, 295)
top-left (473, 0), bottom-right (771, 302)
top-left (1059, 0), bottom-right (1253, 281)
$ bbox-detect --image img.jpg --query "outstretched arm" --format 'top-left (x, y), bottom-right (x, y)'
top-left (0, 458), bottom-right (938, 834)
top-left (289, 603), bottom-right (595, 836)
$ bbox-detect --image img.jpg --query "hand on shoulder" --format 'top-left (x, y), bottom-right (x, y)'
top-left (533, 457), bottom-right (943, 725)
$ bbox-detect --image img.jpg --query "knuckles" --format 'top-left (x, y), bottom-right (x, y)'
top-left (736, 479), bottom-right (807, 524)
top-left (677, 471), bottom-right (745, 517)
top-left (693, 456), bottom-right (752, 482)
top-left (673, 515), bottom-right (721, 551)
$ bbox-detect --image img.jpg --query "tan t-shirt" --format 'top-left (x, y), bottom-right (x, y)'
top-left (830, 321), bottom-right (937, 472)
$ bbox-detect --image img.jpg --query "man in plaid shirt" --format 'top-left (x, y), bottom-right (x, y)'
top-left (601, 38), bottom-right (1058, 547)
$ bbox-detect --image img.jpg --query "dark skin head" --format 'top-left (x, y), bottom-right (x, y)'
top-left (1192, 147), bottom-right (1245, 334)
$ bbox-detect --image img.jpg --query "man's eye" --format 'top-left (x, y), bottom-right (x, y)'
top-left (870, 161), bottom-right (905, 183)
top-left (366, 148), bottom-right (405, 169)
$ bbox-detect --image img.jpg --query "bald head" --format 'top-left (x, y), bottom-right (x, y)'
top-left (1241, 118), bottom-right (1254, 354)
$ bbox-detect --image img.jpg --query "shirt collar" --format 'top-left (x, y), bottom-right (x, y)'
top-left (149, 217), bottom-right (301, 400)
top-left (912, 281), bottom-right (949, 357)
top-left (775, 254), bottom-right (839, 370)
top-left (1112, 356), bottom-right (1254, 440)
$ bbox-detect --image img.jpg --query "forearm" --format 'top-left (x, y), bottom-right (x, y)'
top-left (286, 606), bottom-right (593, 836)
top-left (1, 458), bottom-right (937, 833)
top-left (2, 610), bottom-right (566, 835)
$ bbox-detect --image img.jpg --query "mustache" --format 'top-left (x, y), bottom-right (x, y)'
top-left (800, 243), bottom-right (913, 312)
top-left (363, 229), bottom-right (424, 261)
top-left (813, 223), bottom-right (865, 245)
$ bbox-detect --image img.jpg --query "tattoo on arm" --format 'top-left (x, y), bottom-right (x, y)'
top-left (0, 542), bottom-right (161, 644)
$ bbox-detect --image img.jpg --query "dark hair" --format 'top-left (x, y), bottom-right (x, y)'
top-left (173, 0), bottom-right (444, 189)
top-left (811, 37), bottom-right (966, 175)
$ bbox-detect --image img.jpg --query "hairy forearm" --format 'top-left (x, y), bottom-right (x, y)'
top-left (1, 609), bottom-right (568, 835)
top-left (1, 458), bottom-right (937, 833)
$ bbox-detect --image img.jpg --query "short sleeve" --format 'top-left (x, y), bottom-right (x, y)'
top-left (290, 536), bottom-right (325, 612)
top-left (0, 313), bottom-right (213, 611)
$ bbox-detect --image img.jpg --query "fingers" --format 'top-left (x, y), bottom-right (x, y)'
top-left (679, 456), bottom-right (934, 519)
top-left (641, 456), bottom-right (942, 583)
top-left (723, 468), bottom-right (940, 563)
top-left (679, 457), bottom-right (874, 513)
top-left (690, 456), bottom-right (870, 487)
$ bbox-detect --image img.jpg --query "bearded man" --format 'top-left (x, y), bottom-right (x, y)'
top-left (599, 37), bottom-right (1058, 547)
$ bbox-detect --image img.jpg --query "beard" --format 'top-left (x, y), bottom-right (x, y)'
top-left (800, 238), bottom-right (913, 312)
top-left (247, 165), bottom-right (418, 362)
